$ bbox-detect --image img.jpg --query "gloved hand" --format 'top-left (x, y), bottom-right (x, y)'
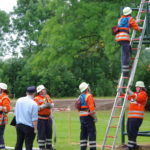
top-left (34, 129), bottom-right (37, 134)
top-left (44, 102), bottom-right (54, 109)
top-left (93, 116), bottom-right (98, 123)
top-left (127, 88), bottom-right (134, 95)
top-left (91, 114), bottom-right (98, 123)
top-left (38, 104), bottom-right (48, 110)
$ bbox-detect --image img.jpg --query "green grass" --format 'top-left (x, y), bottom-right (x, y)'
top-left (4, 111), bottom-right (150, 149)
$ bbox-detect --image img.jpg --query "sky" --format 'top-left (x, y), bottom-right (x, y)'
top-left (0, 0), bottom-right (17, 13)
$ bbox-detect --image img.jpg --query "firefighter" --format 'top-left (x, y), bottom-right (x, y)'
top-left (115, 7), bottom-right (141, 77)
top-left (34, 85), bottom-right (54, 150)
top-left (125, 81), bottom-right (148, 150)
top-left (78, 82), bottom-right (97, 150)
top-left (0, 83), bottom-right (11, 150)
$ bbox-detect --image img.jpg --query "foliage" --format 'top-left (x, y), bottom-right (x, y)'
top-left (0, 0), bottom-right (150, 100)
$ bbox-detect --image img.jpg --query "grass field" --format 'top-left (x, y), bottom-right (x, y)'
top-left (4, 110), bottom-right (150, 149)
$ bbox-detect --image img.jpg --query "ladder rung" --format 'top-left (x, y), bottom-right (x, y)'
top-left (118, 95), bottom-right (124, 98)
top-left (110, 126), bottom-right (117, 128)
top-left (104, 145), bottom-right (112, 148)
top-left (132, 38), bottom-right (140, 41)
top-left (112, 116), bottom-right (120, 118)
top-left (132, 48), bottom-right (138, 50)
top-left (140, 10), bottom-right (146, 13)
top-left (131, 57), bottom-right (135, 60)
top-left (133, 41), bottom-right (150, 44)
top-left (137, 19), bottom-right (144, 23)
top-left (107, 136), bottom-right (115, 138)
top-left (122, 76), bottom-right (129, 79)
top-left (118, 86), bottom-right (127, 89)
top-left (115, 106), bottom-right (122, 108)
top-left (142, 1), bottom-right (150, 3)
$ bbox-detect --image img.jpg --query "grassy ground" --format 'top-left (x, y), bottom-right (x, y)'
top-left (4, 110), bottom-right (150, 149)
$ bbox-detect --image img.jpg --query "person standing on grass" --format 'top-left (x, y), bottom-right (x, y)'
top-left (34, 85), bottom-right (54, 150)
top-left (0, 83), bottom-right (11, 150)
top-left (15, 86), bottom-right (38, 150)
top-left (125, 81), bottom-right (148, 150)
top-left (77, 82), bottom-right (97, 150)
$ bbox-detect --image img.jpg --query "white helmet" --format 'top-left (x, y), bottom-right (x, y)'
top-left (37, 85), bottom-right (45, 93)
top-left (0, 83), bottom-right (7, 90)
top-left (135, 81), bottom-right (145, 87)
top-left (123, 7), bottom-right (132, 16)
top-left (79, 82), bottom-right (89, 93)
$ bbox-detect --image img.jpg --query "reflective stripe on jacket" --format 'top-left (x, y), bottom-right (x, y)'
top-left (0, 93), bottom-right (11, 125)
top-left (115, 15), bottom-right (140, 42)
top-left (79, 92), bottom-right (96, 117)
top-left (128, 90), bottom-right (148, 119)
top-left (34, 94), bottom-right (53, 119)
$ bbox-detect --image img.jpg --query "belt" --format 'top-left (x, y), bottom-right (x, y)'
top-left (119, 29), bottom-right (129, 33)
top-left (38, 114), bottom-right (50, 117)
top-left (80, 108), bottom-right (89, 111)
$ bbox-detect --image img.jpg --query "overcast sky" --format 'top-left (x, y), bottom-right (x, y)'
top-left (0, 0), bottom-right (17, 13)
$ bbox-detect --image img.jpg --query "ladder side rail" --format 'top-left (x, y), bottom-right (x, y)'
top-left (130, 0), bottom-right (145, 46)
top-left (112, 93), bottom-right (129, 150)
top-left (128, 16), bottom-right (147, 87)
top-left (112, 16), bottom-right (147, 150)
top-left (101, 75), bottom-right (124, 150)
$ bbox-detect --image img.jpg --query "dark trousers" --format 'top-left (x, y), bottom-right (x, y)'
top-left (15, 124), bottom-right (35, 150)
top-left (118, 41), bottom-right (131, 77)
top-left (80, 116), bottom-right (96, 150)
top-left (38, 118), bottom-right (52, 149)
top-left (0, 125), bottom-right (5, 149)
top-left (127, 118), bottom-right (143, 150)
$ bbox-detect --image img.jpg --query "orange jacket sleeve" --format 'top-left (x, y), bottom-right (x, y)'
top-left (129, 17), bottom-right (140, 31)
top-left (34, 97), bottom-right (40, 105)
top-left (136, 92), bottom-right (148, 103)
top-left (128, 91), bottom-right (147, 104)
top-left (2, 97), bottom-right (10, 113)
top-left (86, 94), bottom-right (96, 115)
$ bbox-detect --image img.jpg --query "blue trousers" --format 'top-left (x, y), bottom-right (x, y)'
top-left (118, 41), bottom-right (131, 77)
top-left (0, 125), bottom-right (5, 149)
top-left (127, 118), bottom-right (143, 150)
top-left (80, 116), bottom-right (96, 150)
top-left (38, 118), bottom-right (52, 149)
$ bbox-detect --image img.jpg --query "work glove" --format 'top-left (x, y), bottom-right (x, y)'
top-left (38, 104), bottom-right (48, 110)
top-left (91, 114), bottom-right (98, 123)
top-left (44, 102), bottom-right (54, 109)
top-left (126, 88), bottom-right (134, 95)
top-left (34, 129), bottom-right (37, 134)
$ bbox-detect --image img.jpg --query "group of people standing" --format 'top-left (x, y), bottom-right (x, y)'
top-left (78, 81), bottom-right (148, 150)
top-left (0, 5), bottom-right (148, 150)
top-left (0, 83), bottom-right (54, 150)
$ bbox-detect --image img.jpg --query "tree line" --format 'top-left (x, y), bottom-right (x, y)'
top-left (0, 0), bottom-right (150, 110)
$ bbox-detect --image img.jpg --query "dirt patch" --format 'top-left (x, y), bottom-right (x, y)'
top-left (54, 99), bottom-right (115, 111)
top-left (116, 144), bottom-right (150, 150)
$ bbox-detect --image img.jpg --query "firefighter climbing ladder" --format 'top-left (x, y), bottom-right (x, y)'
top-left (101, 0), bottom-right (150, 149)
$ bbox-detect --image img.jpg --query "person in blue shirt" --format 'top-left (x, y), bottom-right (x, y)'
top-left (14, 86), bottom-right (38, 150)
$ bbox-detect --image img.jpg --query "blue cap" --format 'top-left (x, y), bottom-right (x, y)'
top-left (26, 86), bottom-right (36, 93)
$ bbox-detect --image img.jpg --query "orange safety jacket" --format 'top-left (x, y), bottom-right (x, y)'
top-left (0, 93), bottom-right (11, 125)
top-left (115, 15), bottom-right (140, 42)
top-left (79, 92), bottom-right (96, 117)
top-left (34, 94), bottom-right (53, 120)
top-left (128, 90), bottom-right (148, 119)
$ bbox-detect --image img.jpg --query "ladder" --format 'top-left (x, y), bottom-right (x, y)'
top-left (101, 0), bottom-right (149, 149)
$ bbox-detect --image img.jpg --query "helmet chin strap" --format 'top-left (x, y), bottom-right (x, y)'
top-left (0, 89), bottom-right (2, 94)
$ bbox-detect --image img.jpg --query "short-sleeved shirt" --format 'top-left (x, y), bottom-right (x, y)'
top-left (15, 95), bottom-right (38, 127)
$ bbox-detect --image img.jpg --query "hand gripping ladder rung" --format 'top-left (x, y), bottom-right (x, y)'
top-left (101, 0), bottom-right (148, 149)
